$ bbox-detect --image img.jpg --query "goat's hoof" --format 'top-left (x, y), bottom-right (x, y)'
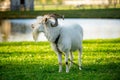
top-left (66, 71), bottom-right (69, 73)
top-left (59, 71), bottom-right (62, 73)
top-left (66, 70), bottom-right (69, 73)
top-left (59, 70), bottom-right (62, 73)
top-left (79, 67), bottom-right (82, 70)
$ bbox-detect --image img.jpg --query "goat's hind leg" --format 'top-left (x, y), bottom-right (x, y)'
top-left (78, 47), bottom-right (82, 70)
top-left (69, 52), bottom-right (73, 69)
top-left (64, 51), bottom-right (69, 73)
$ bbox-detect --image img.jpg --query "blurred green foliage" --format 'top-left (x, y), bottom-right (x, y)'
top-left (0, 8), bottom-right (120, 19)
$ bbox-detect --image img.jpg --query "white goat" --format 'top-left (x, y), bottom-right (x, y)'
top-left (32, 14), bottom-right (83, 73)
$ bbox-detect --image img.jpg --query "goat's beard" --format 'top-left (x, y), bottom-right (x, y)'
top-left (32, 30), bottom-right (39, 41)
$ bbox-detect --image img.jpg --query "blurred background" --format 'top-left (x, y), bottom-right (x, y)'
top-left (0, 0), bottom-right (120, 42)
top-left (0, 0), bottom-right (120, 11)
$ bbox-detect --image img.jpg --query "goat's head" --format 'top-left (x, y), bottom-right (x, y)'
top-left (31, 16), bottom-right (44, 41)
top-left (31, 14), bottom-right (64, 41)
top-left (42, 14), bottom-right (64, 27)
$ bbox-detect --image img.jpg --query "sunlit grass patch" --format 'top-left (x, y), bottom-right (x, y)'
top-left (0, 38), bottom-right (120, 80)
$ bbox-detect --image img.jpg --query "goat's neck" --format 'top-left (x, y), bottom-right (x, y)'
top-left (44, 24), bottom-right (61, 43)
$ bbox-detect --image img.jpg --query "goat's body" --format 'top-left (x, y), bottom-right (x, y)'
top-left (57, 24), bottom-right (83, 52)
top-left (50, 23), bottom-right (83, 72)
top-left (32, 15), bottom-right (83, 73)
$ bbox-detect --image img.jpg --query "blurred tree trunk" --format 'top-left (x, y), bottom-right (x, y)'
top-left (114, 0), bottom-right (117, 8)
top-left (1, 20), bottom-right (11, 42)
top-left (108, 0), bottom-right (112, 5)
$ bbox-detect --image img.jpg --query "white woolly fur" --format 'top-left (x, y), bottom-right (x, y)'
top-left (32, 15), bottom-right (83, 73)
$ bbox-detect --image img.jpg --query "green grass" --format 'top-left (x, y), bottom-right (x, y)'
top-left (0, 38), bottom-right (120, 80)
top-left (0, 8), bottom-right (120, 19)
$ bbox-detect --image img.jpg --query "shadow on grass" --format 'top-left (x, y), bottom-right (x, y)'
top-left (0, 61), bottom-right (120, 80)
top-left (0, 41), bottom-right (49, 47)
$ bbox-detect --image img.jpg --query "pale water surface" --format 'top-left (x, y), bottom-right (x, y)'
top-left (0, 19), bottom-right (120, 42)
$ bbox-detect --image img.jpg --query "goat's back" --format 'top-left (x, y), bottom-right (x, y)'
top-left (61, 24), bottom-right (83, 39)
top-left (60, 24), bottom-right (83, 51)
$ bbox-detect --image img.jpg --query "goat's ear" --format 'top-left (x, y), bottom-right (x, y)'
top-left (44, 18), bottom-right (48, 23)
top-left (42, 18), bottom-right (48, 24)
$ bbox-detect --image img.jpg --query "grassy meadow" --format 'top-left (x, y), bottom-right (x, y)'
top-left (0, 38), bottom-right (120, 80)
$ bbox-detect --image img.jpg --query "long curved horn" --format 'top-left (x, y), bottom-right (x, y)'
top-left (49, 14), bottom-right (64, 27)
top-left (43, 14), bottom-right (64, 27)
top-left (53, 14), bottom-right (64, 20)
top-left (50, 14), bottom-right (58, 27)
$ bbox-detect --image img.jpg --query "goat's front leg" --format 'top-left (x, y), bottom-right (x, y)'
top-left (57, 53), bottom-right (62, 72)
top-left (51, 43), bottom-right (62, 72)
top-left (65, 51), bottom-right (69, 73)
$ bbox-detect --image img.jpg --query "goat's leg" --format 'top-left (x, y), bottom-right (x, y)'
top-left (69, 52), bottom-right (73, 69)
top-left (78, 47), bottom-right (82, 70)
top-left (51, 43), bottom-right (62, 72)
top-left (65, 51), bottom-right (69, 73)
top-left (57, 53), bottom-right (62, 72)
